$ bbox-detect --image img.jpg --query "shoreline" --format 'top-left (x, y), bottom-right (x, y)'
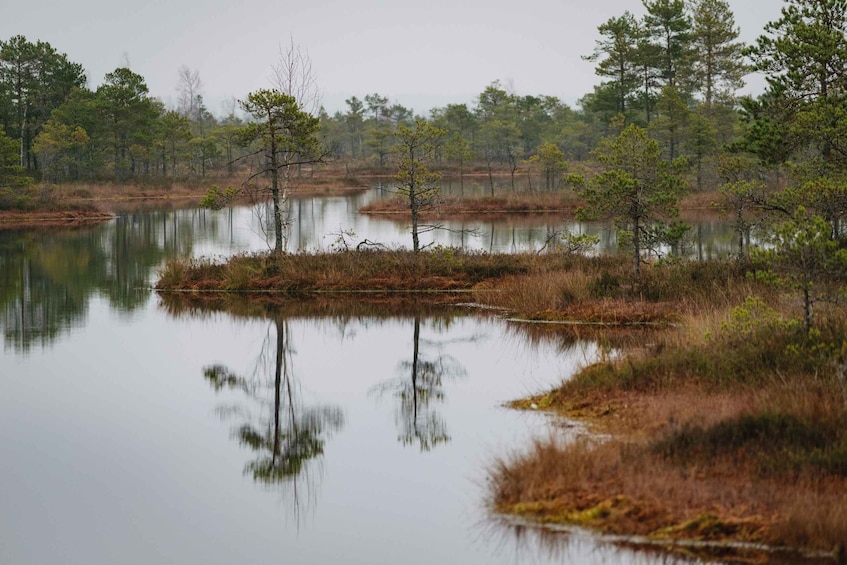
top-left (0, 209), bottom-right (115, 229)
top-left (492, 514), bottom-right (835, 564)
top-left (2, 172), bottom-right (733, 230)
top-left (490, 299), bottom-right (847, 562)
top-left (0, 176), bottom-right (370, 229)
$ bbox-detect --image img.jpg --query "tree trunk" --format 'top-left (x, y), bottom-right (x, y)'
top-left (803, 284), bottom-right (811, 336)
top-left (459, 159), bottom-right (464, 196)
top-left (273, 319), bottom-right (283, 465)
top-left (270, 149), bottom-right (284, 254)
top-left (696, 152), bottom-right (702, 192)
top-left (410, 185), bottom-right (420, 253)
top-left (633, 217), bottom-right (641, 277)
top-left (411, 318), bottom-right (420, 427)
top-left (486, 150), bottom-right (495, 196)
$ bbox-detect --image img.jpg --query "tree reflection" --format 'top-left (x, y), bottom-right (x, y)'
top-left (0, 230), bottom-right (94, 351)
top-left (372, 317), bottom-right (467, 452)
top-left (481, 516), bottom-right (701, 565)
top-left (203, 318), bottom-right (344, 503)
top-left (0, 209), bottom-right (211, 352)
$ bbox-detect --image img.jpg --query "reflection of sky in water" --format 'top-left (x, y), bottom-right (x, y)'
top-left (196, 194), bottom-right (584, 255)
top-left (0, 298), bottom-right (700, 564)
top-left (184, 188), bottom-right (746, 258)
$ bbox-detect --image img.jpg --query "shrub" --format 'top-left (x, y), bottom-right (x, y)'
top-left (589, 271), bottom-right (620, 298)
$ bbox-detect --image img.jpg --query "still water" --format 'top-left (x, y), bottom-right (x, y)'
top-left (0, 196), bottom-right (718, 564)
top-left (228, 188), bottom-right (742, 258)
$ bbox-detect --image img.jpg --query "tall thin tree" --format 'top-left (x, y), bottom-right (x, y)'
top-left (691, 0), bottom-right (747, 111)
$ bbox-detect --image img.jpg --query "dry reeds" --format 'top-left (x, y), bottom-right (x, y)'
top-left (156, 249), bottom-right (540, 293)
top-left (491, 433), bottom-right (847, 553)
top-left (491, 438), bottom-right (774, 542)
top-left (158, 250), bottom-right (772, 330)
top-left (360, 192), bottom-right (582, 216)
top-left (494, 283), bottom-right (847, 556)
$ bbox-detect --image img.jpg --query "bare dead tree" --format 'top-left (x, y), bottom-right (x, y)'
top-left (176, 65), bottom-right (203, 120)
top-left (220, 96), bottom-right (238, 119)
top-left (270, 36), bottom-right (322, 116)
top-left (262, 37), bottom-right (324, 250)
top-left (202, 39), bottom-right (325, 252)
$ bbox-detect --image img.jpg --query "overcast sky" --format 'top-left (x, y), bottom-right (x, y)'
top-left (2, 0), bottom-right (784, 117)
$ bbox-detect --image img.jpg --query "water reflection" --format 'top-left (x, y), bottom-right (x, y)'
top-left (483, 517), bottom-right (701, 565)
top-left (371, 316), bottom-right (469, 451)
top-left (1, 286), bottom-right (718, 564)
top-left (0, 195), bottom-right (750, 353)
top-left (504, 319), bottom-right (661, 361)
top-left (103, 212), bottom-right (196, 310)
top-left (485, 516), bottom-right (836, 565)
top-left (0, 230), bottom-right (89, 351)
top-left (203, 318), bottom-right (344, 514)
top-left (0, 209), bottom-right (252, 352)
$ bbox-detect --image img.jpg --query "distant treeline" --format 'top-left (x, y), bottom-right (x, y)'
top-left (1, 0), bottom-right (846, 205)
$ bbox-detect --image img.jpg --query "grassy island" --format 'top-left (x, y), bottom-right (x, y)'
top-left (359, 192), bottom-right (583, 218)
top-left (0, 173), bottom-right (370, 230)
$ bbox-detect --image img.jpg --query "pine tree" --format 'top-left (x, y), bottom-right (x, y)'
top-left (691, 0), bottom-right (748, 110)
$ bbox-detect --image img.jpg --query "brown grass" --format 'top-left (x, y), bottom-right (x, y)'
top-left (32, 168), bottom-right (369, 214)
top-left (516, 387), bottom-right (756, 440)
top-left (158, 291), bottom-right (468, 321)
top-left (679, 190), bottom-right (724, 211)
top-left (494, 287), bottom-right (847, 558)
top-left (0, 208), bottom-right (114, 230)
top-left (482, 269), bottom-right (594, 315)
top-left (474, 255), bottom-right (763, 326)
top-left (157, 251), bottom-right (770, 330)
top-left (362, 188), bottom-right (737, 223)
top-left (156, 249), bottom-right (541, 294)
top-left (489, 268), bottom-right (681, 325)
top-left (491, 436), bottom-right (847, 556)
top-left (360, 192), bottom-right (583, 217)
top-left (76, 181), bottom-right (363, 204)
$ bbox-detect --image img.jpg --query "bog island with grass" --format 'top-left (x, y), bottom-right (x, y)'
top-left (4, 1), bottom-right (847, 563)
